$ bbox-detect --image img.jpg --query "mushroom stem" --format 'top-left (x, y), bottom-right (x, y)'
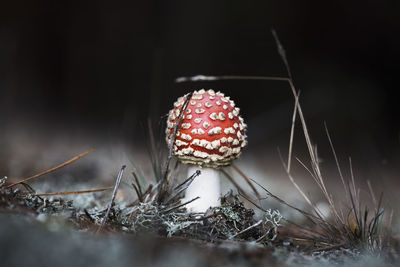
top-left (184, 165), bottom-right (221, 213)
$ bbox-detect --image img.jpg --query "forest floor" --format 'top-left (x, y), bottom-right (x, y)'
top-left (1, 169), bottom-right (398, 267)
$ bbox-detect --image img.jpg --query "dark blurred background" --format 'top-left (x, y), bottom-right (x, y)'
top-left (0, 1), bottom-right (399, 185)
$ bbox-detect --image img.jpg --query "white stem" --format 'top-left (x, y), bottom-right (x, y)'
top-left (183, 165), bottom-right (221, 213)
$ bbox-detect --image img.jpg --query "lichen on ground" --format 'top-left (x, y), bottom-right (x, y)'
top-left (0, 179), bottom-right (398, 266)
top-left (98, 191), bottom-right (281, 243)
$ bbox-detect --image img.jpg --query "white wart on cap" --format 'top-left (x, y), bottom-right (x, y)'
top-left (166, 89), bottom-right (247, 168)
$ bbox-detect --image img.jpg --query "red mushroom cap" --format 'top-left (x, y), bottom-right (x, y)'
top-left (166, 89), bottom-right (247, 168)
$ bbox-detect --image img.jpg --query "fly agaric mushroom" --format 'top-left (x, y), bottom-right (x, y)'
top-left (166, 89), bottom-right (247, 212)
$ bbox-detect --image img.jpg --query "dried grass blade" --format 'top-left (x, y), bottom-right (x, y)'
top-left (131, 183), bottom-right (143, 202)
top-left (147, 119), bottom-right (161, 180)
top-left (164, 170), bottom-right (201, 205)
top-left (220, 169), bottom-right (253, 202)
top-left (160, 197), bottom-right (200, 213)
top-left (278, 149), bottom-right (316, 211)
top-left (348, 183), bottom-right (361, 232)
top-left (238, 191), bottom-right (267, 212)
top-left (349, 157), bottom-right (358, 208)
top-left (132, 171), bottom-right (143, 198)
top-left (158, 92), bottom-right (193, 203)
top-left (97, 165), bottom-right (126, 233)
top-left (231, 164), bottom-right (261, 199)
top-left (6, 148), bottom-right (94, 189)
top-left (33, 186), bottom-right (113, 197)
top-left (175, 75), bottom-right (289, 83)
top-left (287, 90), bottom-right (300, 173)
top-left (367, 180), bottom-right (377, 210)
top-left (250, 177), bottom-right (319, 225)
top-left (325, 123), bottom-right (348, 199)
top-left (174, 170), bottom-right (201, 190)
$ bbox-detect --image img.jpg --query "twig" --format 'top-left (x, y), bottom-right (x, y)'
top-left (6, 149), bottom-right (94, 188)
top-left (230, 220), bottom-right (263, 239)
top-left (33, 186), bottom-right (113, 197)
top-left (256, 232), bottom-right (270, 243)
top-left (97, 165), bottom-right (126, 233)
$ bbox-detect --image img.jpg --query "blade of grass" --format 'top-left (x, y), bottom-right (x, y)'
top-left (287, 90), bottom-right (300, 173)
top-left (174, 170), bottom-right (201, 191)
top-left (164, 170), bottom-right (201, 205)
top-left (237, 191), bottom-right (267, 212)
top-left (367, 179), bottom-right (378, 210)
top-left (97, 165), bottom-right (126, 233)
top-left (157, 92), bottom-right (193, 203)
top-left (249, 177), bottom-right (318, 225)
top-left (175, 75), bottom-right (289, 83)
top-left (278, 148), bottom-right (316, 210)
top-left (160, 197), bottom-right (200, 213)
top-left (220, 169), bottom-right (254, 203)
top-left (325, 122), bottom-right (348, 201)
top-left (33, 186), bottom-right (113, 197)
top-left (147, 119), bottom-right (161, 181)
top-left (131, 182), bottom-right (143, 202)
top-left (231, 164), bottom-right (261, 199)
top-left (6, 148), bottom-right (94, 189)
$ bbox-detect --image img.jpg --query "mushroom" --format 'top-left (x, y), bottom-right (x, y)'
top-left (165, 89), bottom-right (247, 212)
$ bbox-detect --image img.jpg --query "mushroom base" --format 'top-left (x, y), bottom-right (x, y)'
top-left (183, 165), bottom-right (221, 213)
